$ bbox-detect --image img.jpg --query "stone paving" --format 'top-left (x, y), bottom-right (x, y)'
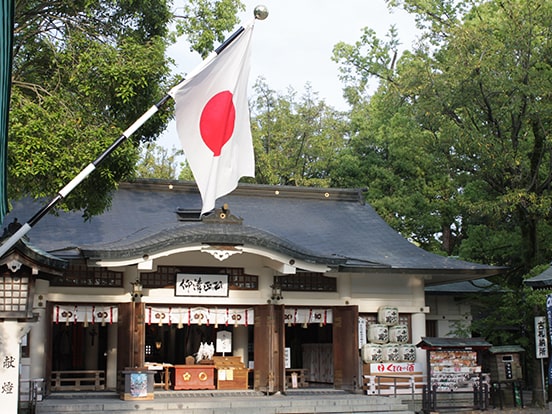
top-left (34, 389), bottom-right (414, 414)
top-left (31, 388), bottom-right (552, 414)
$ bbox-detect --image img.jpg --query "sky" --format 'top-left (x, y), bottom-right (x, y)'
top-left (157, 0), bottom-right (418, 152)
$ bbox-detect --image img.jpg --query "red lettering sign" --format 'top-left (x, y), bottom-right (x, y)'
top-left (375, 363), bottom-right (417, 373)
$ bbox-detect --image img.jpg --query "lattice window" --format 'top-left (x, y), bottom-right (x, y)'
top-left (0, 272), bottom-right (30, 314)
top-left (141, 266), bottom-right (177, 288)
top-left (51, 264), bottom-right (123, 287)
top-left (276, 273), bottom-right (336, 292)
top-left (140, 266), bottom-right (258, 290)
top-left (399, 314), bottom-right (411, 327)
top-left (228, 273), bottom-right (258, 290)
top-left (362, 314), bottom-right (378, 325)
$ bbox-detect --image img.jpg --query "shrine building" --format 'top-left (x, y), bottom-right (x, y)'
top-left (0, 179), bottom-right (503, 396)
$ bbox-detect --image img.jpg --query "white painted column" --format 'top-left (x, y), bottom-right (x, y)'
top-left (29, 279), bottom-right (49, 381)
top-left (411, 312), bottom-right (427, 375)
top-left (29, 308), bottom-right (46, 380)
top-left (233, 326), bottom-right (249, 366)
top-left (106, 323), bottom-right (118, 390)
top-left (339, 274), bottom-right (352, 304)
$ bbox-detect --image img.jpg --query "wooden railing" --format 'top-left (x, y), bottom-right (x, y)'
top-left (285, 368), bottom-right (309, 389)
top-left (50, 370), bottom-right (106, 391)
top-left (363, 374), bottom-right (426, 397)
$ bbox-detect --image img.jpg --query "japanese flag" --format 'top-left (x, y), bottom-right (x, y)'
top-left (169, 24), bottom-right (255, 215)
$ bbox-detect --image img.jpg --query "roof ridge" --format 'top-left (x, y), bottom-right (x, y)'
top-left (122, 179), bottom-right (366, 203)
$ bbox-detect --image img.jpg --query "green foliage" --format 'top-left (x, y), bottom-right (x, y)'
top-left (136, 142), bottom-right (184, 179)
top-left (9, 0), bottom-right (243, 218)
top-left (469, 281), bottom-right (552, 356)
top-left (333, 0), bottom-right (552, 269)
top-left (331, 0), bottom-right (552, 370)
top-left (175, 0), bottom-right (245, 58)
top-left (250, 79), bottom-right (349, 187)
top-left (10, 0), bottom-right (174, 218)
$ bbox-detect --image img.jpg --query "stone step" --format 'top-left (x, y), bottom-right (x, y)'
top-left (35, 390), bottom-right (416, 414)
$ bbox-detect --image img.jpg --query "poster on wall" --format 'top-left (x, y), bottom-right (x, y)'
top-left (129, 373), bottom-right (147, 397)
top-left (430, 350), bottom-right (481, 392)
top-left (176, 274), bottom-right (228, 297)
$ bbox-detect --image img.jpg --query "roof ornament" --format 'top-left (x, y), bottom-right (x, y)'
top-left (201, 245), bottom-right (243, 261)
top-left (202, 204), bottom-right (243, 224)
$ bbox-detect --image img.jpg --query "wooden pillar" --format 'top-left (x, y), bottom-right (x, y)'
top-left (117, 302), bottom-right (145, 371)
top-left (132, 302), bottom-right (145, 367)
top-left (253, 304), bottom-right (285, 393)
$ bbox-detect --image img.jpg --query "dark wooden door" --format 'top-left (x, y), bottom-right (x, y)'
top-left (253, 304), bottom-right (285, 393)
top-left (333, 305), bottom-right (359, 391)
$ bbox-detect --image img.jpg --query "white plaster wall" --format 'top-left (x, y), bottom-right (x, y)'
top-left (39, 250), bottom-right (437, 386)
top-left (425, 295), bottom-right (473, 337)
top-left (349, 273), bottom-right (428, 313)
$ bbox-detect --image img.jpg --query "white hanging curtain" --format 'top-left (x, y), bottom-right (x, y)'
top-left (284, 308), bottom-right (333, 326)
top-left (53, 304), bottom-right (118, 325)
top-left (145, 306), bottom-right (254, 327)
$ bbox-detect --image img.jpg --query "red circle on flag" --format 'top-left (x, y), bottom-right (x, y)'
top-left (199, 91), bottom-right (236, 156)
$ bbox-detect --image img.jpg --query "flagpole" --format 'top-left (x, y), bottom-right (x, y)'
top-left (0, 5), bottom-right (268, 258)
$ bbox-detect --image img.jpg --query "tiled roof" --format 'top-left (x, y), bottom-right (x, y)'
top-left (417, 337), bottom-right (492, 350)
top-left (524, 265), bottom-right (552, 288)
top-left (0, 237), bottom-right (67, 275)
top-left (425, 278), bottom-right (502, 294)
top-left (2, 179), bottom-right (504, 284)
top-left (488, 345), bottom-right (525, 354)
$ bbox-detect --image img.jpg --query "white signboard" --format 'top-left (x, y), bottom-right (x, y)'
top-left (176, 274), bottom-right (228, 297)
top-left (358, 318), bottom-right (367, 349)
top-left (216, 330), bottom-right (232, 353)
top-left (284, 348), bottom-right (291, 369)
top-left (370, 362), bottom-right (422, 374)
top-left (0, 321), bottom-right (25, 413)
top-left (535, 316), bottom-right (549, 359)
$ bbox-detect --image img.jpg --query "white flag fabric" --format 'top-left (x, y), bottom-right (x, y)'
top-left (169, 23), bottom-right (255, 215)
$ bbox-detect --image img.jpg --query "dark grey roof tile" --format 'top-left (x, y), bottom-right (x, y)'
top-left (2, 179), bottom-right (504, 284)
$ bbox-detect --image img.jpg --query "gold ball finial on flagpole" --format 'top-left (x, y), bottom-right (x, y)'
top-left (254, 5), bottom-right (269, 20)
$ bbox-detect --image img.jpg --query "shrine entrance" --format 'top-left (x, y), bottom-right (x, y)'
top-left (49, 303), bottom-right (119, 391)
top-left (285, 322), bottom-right (333, 387)
top-left (144, 323), bottom-right (254, 366)
top-left (51, 322), bottom-right (108, 372)
top-left (282, 305), bottom-right (359, 391)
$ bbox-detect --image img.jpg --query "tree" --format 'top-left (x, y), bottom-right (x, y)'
top-left (9, 0), bottom-right (243, 219)
top-left (136, 143), bottom-right (183, 179)
top-left (332, 0), bottom-right (552, 402)
top-left (175, 0), bottom-right (245, 58)
top-left (250, 79), bottom-right (349, 187)
top-left (332, 26), bottom-right (464, 254)
top-left (333, 0), bottom-right (552, 273)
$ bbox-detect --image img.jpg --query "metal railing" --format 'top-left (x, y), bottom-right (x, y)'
top-left (364, 374), bottom-right (426, 398)
top-left (422, 383), bottom-right (489, 413)
top-left (19, 378), bottom-right (44, 414)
